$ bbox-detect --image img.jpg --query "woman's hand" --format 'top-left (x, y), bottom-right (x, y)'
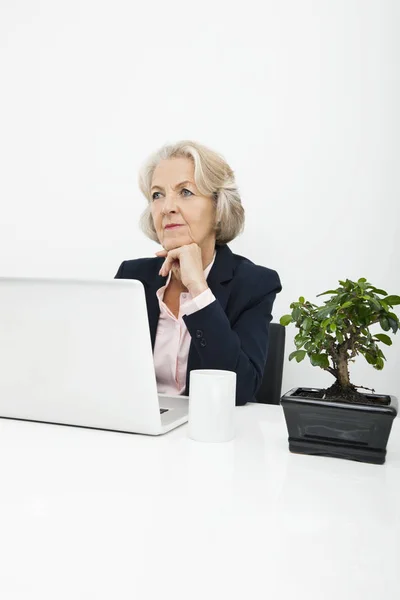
top-left (156, 243), bottom-right (208, 297)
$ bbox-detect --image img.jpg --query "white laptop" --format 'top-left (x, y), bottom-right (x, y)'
top-left (0, 276), bottom-right (189, 435)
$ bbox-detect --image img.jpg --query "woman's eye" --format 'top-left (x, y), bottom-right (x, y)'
top-left (152, 192), bottom-right (161, 200)
top-left (181, 188), bottom-right (193, 197)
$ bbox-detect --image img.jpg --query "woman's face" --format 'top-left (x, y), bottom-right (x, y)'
top-left (150, 158), bottom-right (217, 252)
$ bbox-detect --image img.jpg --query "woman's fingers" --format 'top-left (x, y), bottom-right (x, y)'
top-left (159, 248), bottom-right (180, 277)
top-left (157, 248), bottom-right (174, 277)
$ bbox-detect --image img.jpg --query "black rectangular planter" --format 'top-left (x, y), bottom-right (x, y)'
top-left (280, 387), bottom-right (398, 465)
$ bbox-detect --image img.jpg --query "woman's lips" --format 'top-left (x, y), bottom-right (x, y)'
top-left (164, 224), bottom-right (183, 230)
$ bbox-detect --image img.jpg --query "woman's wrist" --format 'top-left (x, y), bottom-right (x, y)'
top-left (187, 279), bottom-right (209, 298)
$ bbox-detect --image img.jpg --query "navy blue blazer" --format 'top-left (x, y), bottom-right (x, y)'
top-left (115, 244), bottom-right (281, 405)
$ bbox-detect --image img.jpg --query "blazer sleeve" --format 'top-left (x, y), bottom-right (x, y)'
top-left (114, 261), bottom-right (126, 278)
top-left (183, 268), bottom-right (281, 406)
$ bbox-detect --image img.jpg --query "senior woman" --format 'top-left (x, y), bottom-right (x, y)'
top-left (115, 140), bottom-right (281, 406)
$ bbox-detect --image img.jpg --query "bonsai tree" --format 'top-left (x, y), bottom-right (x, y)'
top-left (280, 278), bottom-right (400, 403)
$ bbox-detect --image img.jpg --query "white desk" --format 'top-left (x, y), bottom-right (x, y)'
top-left (0, 404), bottom-right (399, 600)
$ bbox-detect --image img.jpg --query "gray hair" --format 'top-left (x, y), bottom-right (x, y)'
top-left (138, 140), bottom-right (245, 244)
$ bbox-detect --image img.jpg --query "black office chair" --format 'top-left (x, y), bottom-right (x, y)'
top-left (255, 322), bottom-right (286, 404)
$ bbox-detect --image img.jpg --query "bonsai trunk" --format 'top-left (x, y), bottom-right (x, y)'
top-left (336, 352), bottom-right (351, 389)
top-left (325, 350), bottom-right (361, 402)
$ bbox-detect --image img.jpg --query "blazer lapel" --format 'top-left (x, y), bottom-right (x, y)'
top-left (185, 244), bottom-right (235, 392)
top-left (206, 245), bottom-right (235, 311)
top-left (145, 271), bottom-right (166, 350)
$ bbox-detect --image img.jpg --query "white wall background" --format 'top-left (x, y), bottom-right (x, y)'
top-left (1, 0), bottom-right (399, 399)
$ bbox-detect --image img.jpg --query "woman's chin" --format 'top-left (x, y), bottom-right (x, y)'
top-left (162, 236), bottom-right (193, 251)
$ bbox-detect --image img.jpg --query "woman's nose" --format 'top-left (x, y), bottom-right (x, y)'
top-left (162, 194), bottom-right (178, 213)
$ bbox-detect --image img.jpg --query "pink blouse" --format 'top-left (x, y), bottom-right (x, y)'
top-left (153, 256), bottom-right (216, 395)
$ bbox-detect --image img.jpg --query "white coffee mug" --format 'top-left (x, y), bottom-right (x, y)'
top-left (188, 369), bottom-right (236, 443)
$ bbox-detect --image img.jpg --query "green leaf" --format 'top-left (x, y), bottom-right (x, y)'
top-left (358, 277), bottom-right (367, 283)
top-left (303, 317), bottom-right (313, 332)
top-left (317, 290), bottom-right (338, 297)
top-left (340, 301), bottom-right (353, 309)
top-left (336, 331), bottom-right (344, 344)
top-left (388, 312), bottom-right (399, 320)
top-left (316, 306), bottom-right (332, 319)
top-left (321, 318), bottom-right (331, 330)
top-left (369, 288), bottom-right (388, 296)
top-left (280, 315), bottom-right (292, 326)
top-left (294, 336), bottom-right (307, 349)
top-left (383, 295), bottom-right (400, 306)
top-left (292, 307), bottom-right (301, 321)
top-left (355, 305), bottom-right (370, 326)
top-left (377, 347), bottom-right (386, 360)
top-left (369, 298), bottom-right (382, 312)
top-left (299, 296), bottom-right (305, 304)
top-left (313, 331), bottom-right (325, 344)
top-left (330, 323), bottom-right (337, 332)
top-left (310, 353), bottom-right (330, 369)
top-left (289, 350), bottom-right (307, 363)
top-left (380, 317), bottom-right (390, 331)
top-left (375, 356), bottom-right (385, 370)
top-left (365, 352), bottom-right (376, 365)
top-left (388, 318), bottom-right (399, 334)
top-left (374, 334), bottom-right (392, 346)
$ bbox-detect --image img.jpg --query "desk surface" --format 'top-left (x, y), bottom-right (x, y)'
top-left (0, 404), bottom-right (399, 600)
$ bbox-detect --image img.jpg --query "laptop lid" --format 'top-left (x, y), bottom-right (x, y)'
top-left (0, 276), bottom-right (163, 434)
